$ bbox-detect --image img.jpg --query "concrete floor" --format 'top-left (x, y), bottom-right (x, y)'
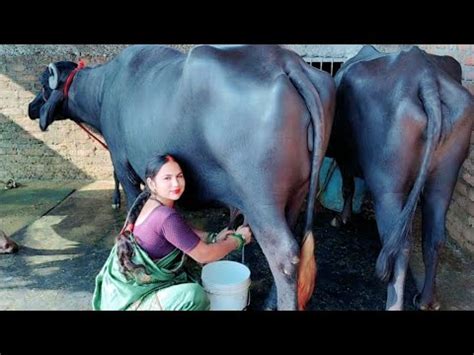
top-left (0, 180), bottom-right (473, 310)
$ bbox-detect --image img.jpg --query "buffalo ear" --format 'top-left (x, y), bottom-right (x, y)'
top-left (39, 90), bottom-right (64, 131)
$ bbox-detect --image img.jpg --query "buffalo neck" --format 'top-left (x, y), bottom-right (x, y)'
top-left (64, 67), bottom-right (105, 132)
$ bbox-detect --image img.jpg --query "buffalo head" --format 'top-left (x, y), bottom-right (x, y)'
top-left (28, 61), bottom-right (77, 131)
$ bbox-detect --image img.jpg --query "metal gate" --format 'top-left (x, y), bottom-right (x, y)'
top-left (303, 57), bottom-right (343, 77)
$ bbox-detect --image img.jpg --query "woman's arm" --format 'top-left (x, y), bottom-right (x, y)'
top-left (161, 212), bottom-right (251, 264)
top-left (187, 237), bottom-right (241, 264)
top-left (192, 227), bottom-right (233, 243)
top-left (191, 228), bottom-right (208, 241)
top-left (187, 226), bottom-right (252, 264)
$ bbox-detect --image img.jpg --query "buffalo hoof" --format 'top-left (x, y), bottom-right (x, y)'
top-left (263, 299), bottom-right (277, 311)
top-left (330, 216), bottom-right (342, 228)
top-left (413, 294), bottom-right (441, 311)
top-left (341, 215), bottom-right (351, 225)
top-left (0, 231), bottom-right (19, 254)
top-left (263, 285), bottom-right (278, 310)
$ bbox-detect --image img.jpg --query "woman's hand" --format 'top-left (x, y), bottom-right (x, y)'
top-left (215, 228), bottom-right (235, 242)
top-left (235, 225), bottom-right (252, 245)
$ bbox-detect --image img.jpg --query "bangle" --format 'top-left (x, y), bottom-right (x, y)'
top-left (229, 233), bottom-right (245, 251)
top-left (207, 232), bottom-right (218, 244)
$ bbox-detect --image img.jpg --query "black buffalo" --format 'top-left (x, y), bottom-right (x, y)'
top-left (28, 45), bottom-right (336, 310)
top-left (328, 45), bottom-right (474, 310)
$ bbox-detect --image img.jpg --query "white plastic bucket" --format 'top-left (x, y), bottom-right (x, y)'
top-left (201, 260), bottom-right (251, 310)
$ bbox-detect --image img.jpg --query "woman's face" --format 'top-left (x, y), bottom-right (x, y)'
top-left (148, 161), bottom-right (185, 203)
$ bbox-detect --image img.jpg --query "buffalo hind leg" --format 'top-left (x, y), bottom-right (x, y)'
top-left (248, 209), bottom-right (300, 310)
top-left (286, 182), bottom-right (309, 232)
top-left (373, 192), bottom-right (412, 310)
top-left (264, 182), bottom-right (309, 310)
top-left (415, 163), bottom-right (461, 311)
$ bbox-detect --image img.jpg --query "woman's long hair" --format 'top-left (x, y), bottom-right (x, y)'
top-left (116, 154), bottom-right (177, 276)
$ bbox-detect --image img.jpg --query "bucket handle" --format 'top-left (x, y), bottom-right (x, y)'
top-left (243, 288), bottom-right (251, 310)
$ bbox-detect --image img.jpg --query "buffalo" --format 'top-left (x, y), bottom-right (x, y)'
top-left (28, 45), bottom-right (336, 310)
top-left (328, 45), bottom-right (474, 310)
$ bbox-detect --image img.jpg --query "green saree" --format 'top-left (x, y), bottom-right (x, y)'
top-left (92, 235), bottom-right (210, 311)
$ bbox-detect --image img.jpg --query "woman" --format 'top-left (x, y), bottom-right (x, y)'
top-left (92, 154), bottom-right (252, 310)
